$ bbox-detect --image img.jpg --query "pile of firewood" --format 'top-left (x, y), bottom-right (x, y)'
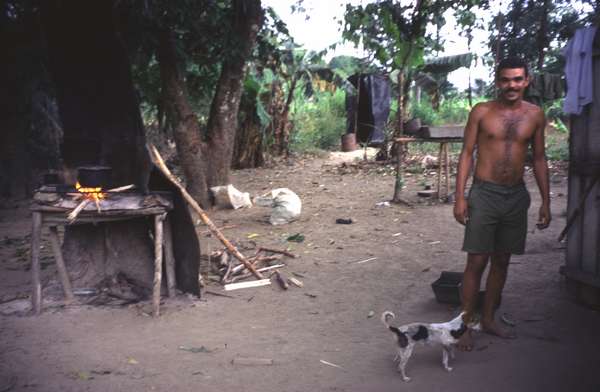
top-left (208, 246), bottom-right (302, 290)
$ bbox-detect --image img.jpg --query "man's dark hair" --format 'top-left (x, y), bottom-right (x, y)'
top-left (496, 57), bottom-right (529, 78)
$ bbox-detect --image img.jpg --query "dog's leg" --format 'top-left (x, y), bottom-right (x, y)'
top-left (442, 345), bottom-right (453, 372)
top-left (397, 345), bottom-right (413, 382)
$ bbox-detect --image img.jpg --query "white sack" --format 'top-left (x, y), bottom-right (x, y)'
top-left (254, 188), bottom-right (301, 225)
top-left (210, 184), bottom-right (252, 209)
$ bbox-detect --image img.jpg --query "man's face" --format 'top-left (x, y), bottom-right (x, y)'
top-left (496, 68), bottom-right (529, 102)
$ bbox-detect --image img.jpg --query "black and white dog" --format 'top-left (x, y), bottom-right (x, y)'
top-left (381, 311), bottom-right (480, 382)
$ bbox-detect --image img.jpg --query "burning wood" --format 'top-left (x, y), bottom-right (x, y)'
top-left (65, 184), bottom-right (136, 224)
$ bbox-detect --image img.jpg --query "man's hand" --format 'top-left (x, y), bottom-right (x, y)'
top-left (454, 197), bottom-right (469, 225)
top-left (536, 204), bottom-right (551, 229)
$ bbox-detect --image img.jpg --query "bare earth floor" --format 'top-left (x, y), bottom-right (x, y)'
top-left (1, 152), bottom-right (599, 392)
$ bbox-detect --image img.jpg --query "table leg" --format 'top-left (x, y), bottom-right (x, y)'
top-left (444, 143), bottom-right (450, 199)
top-left (153, 213), bottom-right (165, 317)
top-left (31, 212), bottom-right (42, 315)
top-left (437, 143), bottom-right (444, 200)
top-left (48, 226), bottom-right (75, 304)
top-left (163, 215), bottom-right (176, 298)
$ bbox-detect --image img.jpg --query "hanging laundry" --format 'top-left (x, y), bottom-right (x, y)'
top-left (562, 26), bottom-right (598, 115)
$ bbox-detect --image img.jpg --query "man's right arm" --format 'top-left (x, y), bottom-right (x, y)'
top-left (453, 103), bottom-right (483, 225)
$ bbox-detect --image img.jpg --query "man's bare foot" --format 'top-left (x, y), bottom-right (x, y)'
top-left (456, 329), bottom-right (473, 351)
top-left (482, 320), bottom-right (517, 339)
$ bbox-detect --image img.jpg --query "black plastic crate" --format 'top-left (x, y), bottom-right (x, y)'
top-left (431, 271), bottom-right (463, 304)
top-left (431, 271), bottom-right (502, 308)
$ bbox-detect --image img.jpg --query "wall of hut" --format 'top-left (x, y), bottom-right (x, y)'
top-left (564, 36), bottom-right (600, 292)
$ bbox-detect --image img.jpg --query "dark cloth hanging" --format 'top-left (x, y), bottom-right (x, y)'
top-left (345, 74), bottom-right (391, 146)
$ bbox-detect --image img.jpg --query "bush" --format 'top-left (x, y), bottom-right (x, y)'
top-left (289, 89), bottom-right (346, 152)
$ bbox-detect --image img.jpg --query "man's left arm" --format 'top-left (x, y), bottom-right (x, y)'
top-left (532, 109), bottom-right (551, 229)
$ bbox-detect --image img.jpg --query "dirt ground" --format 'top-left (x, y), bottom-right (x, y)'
top-left (1, 150), bottom-right (599, 392)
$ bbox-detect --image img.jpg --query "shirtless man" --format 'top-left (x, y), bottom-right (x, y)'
top-left (453, 57), bottom-right (551, 350)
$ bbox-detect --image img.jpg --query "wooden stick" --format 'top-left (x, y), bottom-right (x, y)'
top-left (153, 213), bottom-right (165, 317)
top-left (48, 226), bottom-right (75, 303)
top-left (230, 264), bottom-right (286, 283)
top-left (148, 144), bottom-right (264, 280)
top-left (257, 247), bottom-right (298, 258)
top-left (444, 143), bottom-right (450, 199)
top-left (67, 199), bottom-right (90, 223)
top-left (437, 143), bottom-right (443, 199)
top-left (163, 215), bottom-right (177, 298)
top-left (106, 184), bottom-right (135, 193)
top-left (221, 255), bottom-right (234, 284)
top-left (224, 279), bottom-right (271, 291)
top-left (288, 277), bottom-right (304, 288)
top-left (558, 175), bottom-right (600, 242)
top-left (231, 255), bottom-right (281, 276)
top-left (31, 212), bottom-right (42, 315)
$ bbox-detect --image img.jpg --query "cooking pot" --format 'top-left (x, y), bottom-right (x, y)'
top-left (77, 166), bottom-right (112, 188)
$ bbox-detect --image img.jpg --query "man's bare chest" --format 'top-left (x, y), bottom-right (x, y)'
top-left (479, 113), bottom-right (536, 143)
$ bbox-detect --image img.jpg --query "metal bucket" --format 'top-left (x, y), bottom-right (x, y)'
top-left (341, 133), bottom-right (357, 152)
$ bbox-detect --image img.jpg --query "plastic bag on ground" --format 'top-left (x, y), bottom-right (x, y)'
top-left (210, 184), bottom-right (252, 209)
top-left (254, 188), bottom-right (301, 225)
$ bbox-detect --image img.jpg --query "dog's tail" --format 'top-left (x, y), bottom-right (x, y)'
top-left (381, 311), bottom-right (409, 348)
top-left (381, 311), bottom-right (395, 328)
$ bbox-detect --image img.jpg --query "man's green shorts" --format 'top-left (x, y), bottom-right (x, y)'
top-left (462, 178), bottom-right (531, 255)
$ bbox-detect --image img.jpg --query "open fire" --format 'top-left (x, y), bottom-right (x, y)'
top-left (75, 181), bottom-right (106, 201)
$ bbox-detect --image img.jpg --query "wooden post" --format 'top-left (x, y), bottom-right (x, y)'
top-left (31, 212), bottom-right (43, 315)
top-left (163, 215), bottom-right (176, 298)
top-left (153, 213), bottom-right (165, 317)
top-left (48, 226), bottom-right (75, 303)
top-left (444, 143), bottom-right (450, 199)
top-left (437, 142), bottom-right (444, 199)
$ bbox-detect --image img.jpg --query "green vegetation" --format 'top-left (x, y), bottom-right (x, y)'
top-left (410, 96), bottom-right (475, 126)
top-left (287, 88), bottom-right (568, 163)
top-left (289, 89), bottom-right (346, 152)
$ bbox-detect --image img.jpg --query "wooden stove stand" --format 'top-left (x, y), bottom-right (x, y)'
top-left (29, 193), bottom-right (176, 317)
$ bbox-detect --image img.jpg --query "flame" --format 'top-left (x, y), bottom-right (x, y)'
top-left (75, 181), bottom-right (105, 200)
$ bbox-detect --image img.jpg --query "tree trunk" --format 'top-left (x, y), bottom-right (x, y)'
top-left (232, 96), bottom-right (265, 169)
top-left (274, 75), bottom-right (297, 156)
top-left (392, 70), bottom-right (406, 203)
top-left (536, 0), bottom-right (550, 71)
top-left (158, 0), bottom-right (263, 206)
top-left (157, 30), bottom-right (211, 207)
top-left (205, 0), bottom-right (263, 185)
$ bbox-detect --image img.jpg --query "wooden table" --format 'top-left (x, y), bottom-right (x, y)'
top-left (29, 191), bottom-right (176, 317)
top-left (394, 137), bottom-right (463, 200)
